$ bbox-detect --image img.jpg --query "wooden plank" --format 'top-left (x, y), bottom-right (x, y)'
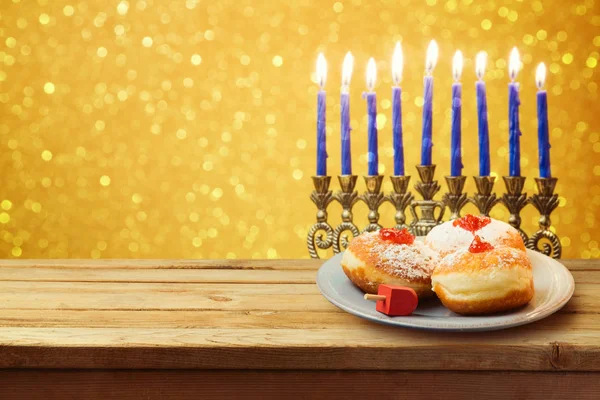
top-left (560, 287), bottom-right (600, 313)
top-left (0, 280), bottom-right (596, 311)
top-left (0, 266), bottom-right (597, 284)
top-left (0, 267), bottom-right (316, 284)
top-left (559, 259), bottom-right (600, 271)
top-left (1, 323), bottom-right (599, 349)
top-left (0, 259), bottom-right (323, 270)
top-left (0, 308), bottom-right (598, 329)
top-left (570, 270), bottom-right (600, 284)
top-left (0, 326), bottom-right (599, 370)
top-left (0, 370), bottom-right (599, 400)
top-left (0, 282), bottom-right (333, 311)
top-left (0, 258), bottom-right (595, 271)
top-left (0, 310), bottom-right (354, 329)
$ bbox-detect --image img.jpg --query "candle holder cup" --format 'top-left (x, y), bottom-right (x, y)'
top-left (442, 176), bottom-right (468, 220)
top-left (410, 165), bottom-right (445, 236)
top-left (386, 176), bottom-right (413, 230)
top-left (306, 172), bottom-right (562, 259)
top-left (333, 175), bottom-right (360, 253)
top-left (471, 176), bottom-right (499, 216)
top-left (360, 175), bottom-right (386, 233)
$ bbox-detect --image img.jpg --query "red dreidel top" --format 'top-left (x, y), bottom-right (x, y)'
top-left (363, 284), bottom-right (419, 316)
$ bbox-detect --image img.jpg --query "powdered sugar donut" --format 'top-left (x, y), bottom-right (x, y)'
top-left (431, 236), bottom-right (534, 315)
top-left (341, 228), bottom-right (437, 299)
top-left (425, 214), bottom-right (526, 256)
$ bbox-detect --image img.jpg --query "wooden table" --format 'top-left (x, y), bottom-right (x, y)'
top-left (0, 259), bottom-right (598, 399)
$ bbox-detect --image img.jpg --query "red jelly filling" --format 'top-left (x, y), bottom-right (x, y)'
top-left (379, 228), bottom-right (415, 245)
top-left (468, 235), bottom-right (494, 253)
top-left (453, 214), bottom-right (492, 233)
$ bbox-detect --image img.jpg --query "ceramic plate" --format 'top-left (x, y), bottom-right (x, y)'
top-left (316, 249), bottom-right (574, 332)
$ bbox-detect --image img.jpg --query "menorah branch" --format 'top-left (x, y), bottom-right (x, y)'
top-left (442, 175), bottom-right (468, 220)
top-left (333, 175), bottom-right (360, 253)
top-left (360, 175), bottom-right (385, 233)
top-left (307, 176), bottom-right (334, 259)
top-left (386, 175), bottom-right (414, 230)
top-left (527, 177), bottom-right (561, 259)
top-left (501, 176), bottom-right (529, 244)
top-left (471, 176), bottom-right (499, 216)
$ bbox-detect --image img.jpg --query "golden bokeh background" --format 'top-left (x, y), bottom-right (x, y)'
top-left (0, 0), bottom-right (599, 259)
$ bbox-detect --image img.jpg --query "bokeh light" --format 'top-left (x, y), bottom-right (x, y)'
top-left (0, 0), bottom-right (598, 259)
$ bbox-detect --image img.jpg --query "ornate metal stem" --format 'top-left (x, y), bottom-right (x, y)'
top-left (410, 165), bottom-right (445, 236)
top-left (360, 175), bottom-right (385, 233)
top-left (527, 177), bottom-right (561, 258)
top-left (306, 176), bottom-right (334, 259)
top-left (501, 176), bottom-right (529, 244)
top-left (471, 176), bottom-right (499, 216)
top-left (442, 176), bottom-right (468, 220)
top-left (333, 175), bottom-right (360, 253)
top-left (386, 176), bottom-right (413, 230)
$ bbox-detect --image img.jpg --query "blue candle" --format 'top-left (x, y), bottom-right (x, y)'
top-left (316, 53), bottom-right (327, 176)
top-left (476, 51), bottom-right (490, 176)
top-left (365, 58), bottom-right (378, 175)
top-left (421, 40), bottom-right (438, 166)
top-left (450, 50), bottom-right (463, 177)
top-left (341, 52), bottom-right (353, 175)
top-left (392, 42), bottom-right (404, 176)
top-left (392, 87), bottom-right (404, 175)
top-left (536, 62), bottom-right (552, 178)
top-left (508, 48), bottom-right (521, 177)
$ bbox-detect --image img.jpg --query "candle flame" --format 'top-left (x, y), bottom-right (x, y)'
top-left (392, 42), bottom-right (403, 85)
top-left (425, 40), bottom-right (438, 75)
top-left (316, 53), bottom-right (327, 89)
top-left (475, 51), bottom-right (487, 80)
top-left (341, 51), bottom-right (354, 89)
top-left (366, 57), bottom-right (377, 91)
top-left (452, 50), bottom-right (463, 81)
top-left (536, 62), bottom-right (546, 90)
top-left (509, 47), bottom-right (520, 81)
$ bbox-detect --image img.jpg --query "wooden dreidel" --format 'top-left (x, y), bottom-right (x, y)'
top-left (364, 285), bottom-right (418, 316)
